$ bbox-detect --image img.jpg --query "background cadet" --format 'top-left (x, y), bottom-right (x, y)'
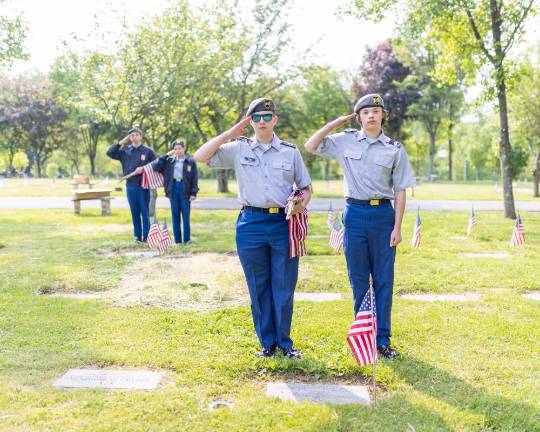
top-left (107, 127), bottom-right (156, 242)
top-left (138, 140), bottom-right (198, 244)
top-left (194, 98), bottom-right (311, 359)
top-left (304, 94), bottom-right (415, 360)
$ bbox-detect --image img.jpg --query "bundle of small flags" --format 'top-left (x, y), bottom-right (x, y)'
top-left (147, 216), bottom-right (172, 254)
top-left (510, 214), bottom-right (525, 247)
top-left (140, 162), bottom-right (164, 189)
top-left (286, 189), bottom-right (308, 258)
top-left (411, 207), bottom-right (421, 248)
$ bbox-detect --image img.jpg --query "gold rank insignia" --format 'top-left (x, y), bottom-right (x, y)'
top-left (264, 100), bottom-right (272, 109)
top-left (372, 95), bottom-right (382, 105)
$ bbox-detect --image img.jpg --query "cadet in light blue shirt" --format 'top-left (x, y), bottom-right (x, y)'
top-left (305, 93), bottom-right (415, 360)
top-left (194, 97), bottom-right (311, 359)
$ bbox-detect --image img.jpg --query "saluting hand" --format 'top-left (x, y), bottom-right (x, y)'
top-left (227, 117), bottom-right (251, 140)
top-left (327, 113), bottom-right (355, 131)
top-left (119, 135), bottom-right (130, 146)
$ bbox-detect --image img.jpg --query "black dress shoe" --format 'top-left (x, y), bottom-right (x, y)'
top-left (280, 347), bottom-right (302, 359)
top-left (256, 345), bottom-right (276, 358)
top-left (377, 345), bottom-right (398, 360)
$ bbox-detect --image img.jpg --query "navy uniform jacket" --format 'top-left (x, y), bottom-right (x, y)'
top-left (107, 143), bottom-right (156, 185)
top-left (152, 155), bottom-right (199, 199)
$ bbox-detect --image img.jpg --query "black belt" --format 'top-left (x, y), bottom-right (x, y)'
top-left (346, 198), bottom-right (391, 206)
top-left (242, 206), bottom-right (285, 214)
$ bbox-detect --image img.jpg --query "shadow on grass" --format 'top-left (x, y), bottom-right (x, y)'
top-left (384, 354), bottom-right (540, 431)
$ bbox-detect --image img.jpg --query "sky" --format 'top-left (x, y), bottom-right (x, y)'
top-left (5, 0), bottom-right (394, 76)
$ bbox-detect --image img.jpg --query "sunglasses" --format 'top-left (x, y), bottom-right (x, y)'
top-left (251, 113), bottom-right (273, 122)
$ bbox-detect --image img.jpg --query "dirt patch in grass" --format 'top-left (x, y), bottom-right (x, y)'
top-left (106, 253), bottom-right (249, 311)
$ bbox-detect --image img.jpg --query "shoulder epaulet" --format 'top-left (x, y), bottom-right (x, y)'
top-left (344, 128), bottom-right (359, 134)
top-left (388, 139), bottom-right (402, 148)
top-left (280, 141), bottom-right (296, 148)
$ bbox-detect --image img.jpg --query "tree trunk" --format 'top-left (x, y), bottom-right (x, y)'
top-left (428, 130), bottom-right (436, 181)
top-left (89, 154), bottom-right (96, 176)
top-left (534, 149), bottom-right (540, 197)
top-left (216, 170), bottom-right (229, 193)
top-left (491, 0), bottom-right (516, 218)
top-left (448, 122), bottom-right (453, 181)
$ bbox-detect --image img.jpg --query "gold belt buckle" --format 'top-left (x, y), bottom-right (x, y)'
top-left (369, 199), bottom-right (380, 206)
top-left (268, 207), bottom-right (279, 214)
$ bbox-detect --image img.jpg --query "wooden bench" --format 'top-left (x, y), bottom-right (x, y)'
top-left (72, 175), bottom-right (94, 190)
top-left (72, 189), bottom-right (113, 215)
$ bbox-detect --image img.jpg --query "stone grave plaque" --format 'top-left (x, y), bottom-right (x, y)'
top-left (54, 369), bottom-right (162, 390)
top-left (267, 382), bottom-right (370, 405)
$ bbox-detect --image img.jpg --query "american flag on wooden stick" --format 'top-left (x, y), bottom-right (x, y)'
top-left (158, 219), bottom-right (172, 254)
top-left (411, 207), bottom-right (421, 248)
top-left (329, 217), bottom-right (344, 252)
top-left (286, 189), bottom-right (308, 258)
top-left (347, 284), bottom-right (377, 366)
top-left (467, 206), bottom-right (477, 237)
top-left (141, 162), bottom-right (164, 189)
top-left (147, 216), bottom-right (162, 249)
top-left (510, 214), bottom-right (525, 247)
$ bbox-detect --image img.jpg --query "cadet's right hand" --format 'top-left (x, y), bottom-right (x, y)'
top-left (134, 167), bottom-right (144, 174)
top-left (119, 135), bottom-right (130, 146)
top-left (227, 117), bottom-right (251, 140)
top-left (327, 114), bottom-right (355, 130)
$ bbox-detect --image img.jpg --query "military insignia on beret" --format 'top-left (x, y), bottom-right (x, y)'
top-left (372, 95), bottom-right (382, 105)
top-left (264, 100), bottom-right (272, 109)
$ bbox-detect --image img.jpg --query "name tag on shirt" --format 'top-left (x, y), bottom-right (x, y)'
top-left (187, 165), bottom-right (191, 173)
top-left (141, 154), bottom-right (146, 161)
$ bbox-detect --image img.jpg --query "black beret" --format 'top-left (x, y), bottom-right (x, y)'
top-left (128, 127), bottom-right (143, 135)
top-left (353, 94), bottom-right (386, 113)
top-left (245, 98), bottom-right (275, 117)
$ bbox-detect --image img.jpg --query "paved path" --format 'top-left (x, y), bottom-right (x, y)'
top-left (0, 196), bottom-right (539, 211)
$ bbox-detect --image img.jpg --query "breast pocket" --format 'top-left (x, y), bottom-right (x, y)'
top-left (272, 160), bottom-right (293, 184)
top-left (374, 155), bottom-right (394, 175)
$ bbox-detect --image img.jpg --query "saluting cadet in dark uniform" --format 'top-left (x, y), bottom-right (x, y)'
top-left (136, 140), bottom-right (199, 244)
top-left (304, 94), bottom-right (415, 359)
top-left (107, 128), bottom-right (156, 242)
top-left (194, 98), bottom-right (312, 359)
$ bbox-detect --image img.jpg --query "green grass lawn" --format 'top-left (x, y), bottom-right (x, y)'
top-left (1, 177), bottom-right (539, 201)
top-left (0, 209), bottom-right (539, 431)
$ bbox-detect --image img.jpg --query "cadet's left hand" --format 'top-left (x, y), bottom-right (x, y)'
top-left (190, 195), bottom-right (196, 201)
top-left (390, 228), bottom-right (402, 247)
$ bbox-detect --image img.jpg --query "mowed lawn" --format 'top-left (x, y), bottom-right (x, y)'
top-left (0, 209), bottom-right (539, 431)
top-left (1, 177), bottom-right (540, 201)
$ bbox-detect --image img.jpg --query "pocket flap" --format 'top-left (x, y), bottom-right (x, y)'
top-left (272, 160), bottom-right (292, 170)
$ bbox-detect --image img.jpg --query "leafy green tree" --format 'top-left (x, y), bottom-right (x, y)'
top-left (509, 49), bottom-right (540, 196)
top-left (346, 0), bottom-right (537, 217)
top-left (12, 150), bottom-right (28, 174)
top-left (0, 0), bottom-right (27, 69)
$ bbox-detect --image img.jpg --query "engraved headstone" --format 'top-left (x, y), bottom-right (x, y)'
top-left (267, 382), bottom-right (370, 405)
top-left (401, 293), bottom-right (480, 302)
top-left (54, 369), bottom-right (162, 390)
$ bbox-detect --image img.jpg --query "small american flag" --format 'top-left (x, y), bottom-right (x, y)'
top-left (467, 206), bottom-right (476, 237)
top-left (286, 189), bottom-right (308, 258)
top-left (329, 217), bottom-right (344, 252)
top-left (141, 162), bottom-right (164, 189)
top-left (347, 285), bottom-right (377, 366)
top-left (327, 202), bottom-right (335, 229)
top-left (510, 215), bottom-right (525, 247)
top-left (158, 219), bottom-right (172, 254)
top-left (147, 216), bottom-right (163, 249)
top-left (411, 208), bottom-right (421, 248)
